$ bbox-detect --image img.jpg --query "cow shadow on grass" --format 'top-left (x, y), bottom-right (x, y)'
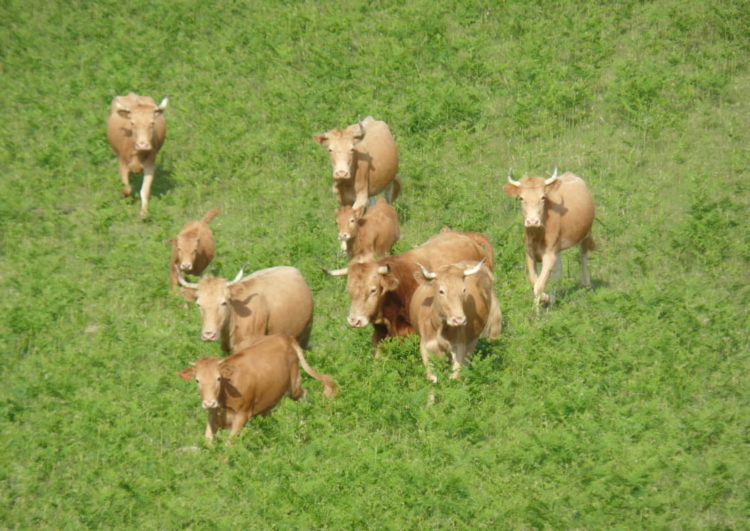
top-left (551, 277), bottom-right (610, 304)
top-left (128, 167), bottom-right (175, 199)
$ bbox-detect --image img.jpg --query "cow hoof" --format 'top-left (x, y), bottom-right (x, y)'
top-left (121, 188), bottom-right (132, 197)
top-left (140, 210), bottom-right (149, 221)
top-left (450, 371), bottom-right (461, 380)
top-left (427, 374), bottom-right (438, 384)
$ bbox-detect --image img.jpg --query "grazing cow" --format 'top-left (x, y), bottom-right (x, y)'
top-left (106, 92), bottom-right (168, 219)
top-left (178, 334), bottom-right (337, 446)
top-left (178, 265), bottom-right (314, 353)
top-left (313, 116), bottom-right (400, 210)
top-left (324, 228), bottom-right (495, 349)
top-left (169, 209), bottom-right (220, 289)
top-left (503, 169), bottom-right (595, 307)
top-left (410, 260), bottom-right (502, 382)
top-left (334, 197), bottom-right (400, 260)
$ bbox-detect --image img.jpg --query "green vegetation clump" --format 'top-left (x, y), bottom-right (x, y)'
top-left (0, 0), bottom-right (748, 527)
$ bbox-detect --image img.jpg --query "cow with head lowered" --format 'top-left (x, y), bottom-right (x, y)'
top-left (314, 116), bottom-right (400, 211)
top-left (106, 92), bottom-right (168, 219)
top-left (178, 265), bottom-right (314, 353)
top-left (179, 334), bottom-right (336, 446)
top-left (169, 209), bottom-right (220, 289)
top-left (325, 228), bottom-right (497, 352)
top-left (334, 197), bottom-right (400, 260)
top-left (409, 260), bottom-right (502, 383)
top-left (503, 169), bottom-right (595, 307)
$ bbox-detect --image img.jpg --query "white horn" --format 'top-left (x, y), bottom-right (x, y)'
top-left (463, 259), bottom-right (485, 277)
top-left (377, 265), bottom-right (391, 275)
top-left (228, 263), bottom-right (250, 286)
top-left (113, 96), bottom-right (130, 113)
top-left (417, 263), bottom-right (437, 280)
top-left (157, 96), bottom-right (169, 111)
top-left (176, 267), bottom-right (198, 289)
top-left (545, 167), bottom-right (559, 185)
top-left (507, 169), bottom-right (520, 187)
top-left (322, 267), bottom-right (349, 277)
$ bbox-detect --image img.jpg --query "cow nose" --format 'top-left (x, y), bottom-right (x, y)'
top-left (347, 316), bottom-right (367, 328)
top-left (202, 400), bottom-right (217, 409)
top-left (135, 142), bottom-right (152, 151)
top-left (525, 218), bottom-right (542, 227)
top-left (334, 170), bottom-right (349, 179)
top-left (180, 263), bottom-right (192, 271)
top-left (202, 331), bottom-right (218, 341)
top-left (338, 233), bottom-right (350, 241)
top-left (448, 316), bottom-right (467, 327)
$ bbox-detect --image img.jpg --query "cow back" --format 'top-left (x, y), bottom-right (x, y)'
top-left (353, 118), bottom-right (399, 196)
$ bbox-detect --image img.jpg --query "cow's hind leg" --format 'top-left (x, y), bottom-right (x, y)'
top-left (289, 368), bottom-right (306, 401)
top-left (580, 234), bottom-right (595, 288)
top-left (226, 410), bottom-right (250, 447)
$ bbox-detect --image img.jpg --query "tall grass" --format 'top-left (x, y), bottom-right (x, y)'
top-left (1, 0), bottom-right (748, 527)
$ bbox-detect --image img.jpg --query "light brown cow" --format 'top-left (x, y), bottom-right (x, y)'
top-left (178, 334), bottom-right (336, 446)
top-left (106, 92), bottom-right (168, 219)
top-left (334, 197), bottom-right (400, 260)
top-left (169, 209), bottom-right (220, 289)
top-left (324, 228), bottom-right (495, 350)
top-left (410, 260), bottom-right (502, 382)
top-left (313, 116), bottom-right (400, 210)
top-left (503, 169), bottom-right (595, 307)
top-left (178, 265), bottom-right (314, 353)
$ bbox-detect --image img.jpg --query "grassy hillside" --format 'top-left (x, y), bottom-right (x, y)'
top-left (1, 0), bottom-right (748, 527)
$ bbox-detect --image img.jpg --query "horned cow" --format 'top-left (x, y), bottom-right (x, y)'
top-left (178, 334), bottom-right (336, 446)
top-left (503, 169), bottom-right (595, 307)
top-left (106, 92), bottom-right (168, 219)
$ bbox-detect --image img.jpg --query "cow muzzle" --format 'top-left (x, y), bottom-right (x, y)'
top-left (333, 169), bottom-right (351, 180)
top-left (180, 262), bottom-right (193, 271)
top-left (524, 218), bottom-right (543, 228)
top-left (202, 400), bottom-right (218, 409)
top-left (447, 316), bottom-right (467, 327)
top-left (201, 331), bottom-right (219, 342)
top-left (338, 232), bottom-right (351, 241)
top-left (347, 315), bottom-right (369, 328)
top-left (135, 141), bottom-right (152, 152)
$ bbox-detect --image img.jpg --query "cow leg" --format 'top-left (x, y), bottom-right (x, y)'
top-left (580, 236), bottom-right (593, 288)
top-left (139, 161), bottom-right (155, 219)
top-left (525, 252), bottom-right (539, 287)
top-left (420, 342), bottom-right (438, 383)
top-left (533, 251), bottom-right (557, 306)
top-left (552, 252), bottom-right (563, 281)
top-left (289, 369), bottom-right (306, 401)
top-left (226, 410), bottom-right (250, 447)
top-left (386, 176), bottom-right (401, 204)
top-left (204, 411), bottom-right (219, 444)
top-left (485, 292), bottom-right (503, 339)
top-left (449, 344), bottom-right (467, 380)
top-left (119, 160), bottom-right (132, 197)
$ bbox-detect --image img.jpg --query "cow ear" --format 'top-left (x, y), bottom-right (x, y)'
top-left (220, 364), bottom-right (234, 378)
top-left (503, 183), bottom-right (520, 197)
top-left (313, 133), bottom-right (329, 146)
top-left (178, 368), bottom-right (195, 380)
top-left (180, 287), bottom-right (198, 302)
top-left (117, 109), bottom-right (131, 119)
top-left (381, 274), bottom-right (400, 292)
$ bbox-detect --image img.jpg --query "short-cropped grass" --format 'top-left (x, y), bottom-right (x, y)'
top-left (0, 0), bottom-right (748, 527)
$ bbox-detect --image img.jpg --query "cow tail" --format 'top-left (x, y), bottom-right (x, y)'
top-left (201, 209), bottom-right (221, 224)
top-left (292, 339), bottom-right (337, 397)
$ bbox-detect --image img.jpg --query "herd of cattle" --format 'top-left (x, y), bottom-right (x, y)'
top-left (107, 93), bottom-right (596, 445)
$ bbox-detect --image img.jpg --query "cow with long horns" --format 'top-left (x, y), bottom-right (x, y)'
top-left (106, 92), bottom-right (168, 219)
top-left (503, 168), bottom-right (595, 307)
top-left (409, 259), bottom-right (502, 382)
top-left (313, 116), bottom-right (400, 210)
top-left (177, 265), bottom-right (314, 353)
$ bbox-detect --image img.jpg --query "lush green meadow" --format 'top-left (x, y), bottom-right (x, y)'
top-left (1, 0), bottom-right (748, 527)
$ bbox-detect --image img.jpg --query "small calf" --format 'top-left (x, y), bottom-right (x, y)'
top-left (178, 334), bottom-right (336, 446)
top-left (169, 209), bottom-right (220, 289)
top-left (334, 197), bottom-right (400, 260)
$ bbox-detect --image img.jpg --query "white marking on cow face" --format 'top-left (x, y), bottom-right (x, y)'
top-left (194, 278), bottom-right (232, 342)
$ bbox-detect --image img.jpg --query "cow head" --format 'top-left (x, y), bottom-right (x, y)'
top-left (416, 261), bottom-right (485, 327)
top-left (113, 95), bottom-right (168, 153)
top-left (174, 228), bottom-right (202, 272)
top-left (177, 266), bottom-right (247, 342)
top-left (179, 358), bottom-right (233, 409)
top-left (503, 168), bottom-right (562, 228)
top-left (334, 205), bottom-right (365, 249)
top-left (324, 260), bottom-right (399, 328)
top-left (313, 122), bottom-right (365, 180)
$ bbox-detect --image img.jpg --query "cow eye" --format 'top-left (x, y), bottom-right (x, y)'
top-left (369, 287), bottom-right (377, 295)
top-left (195, 378), bottom-right (200, 383)
top-left (439, 288), bottom-right (446, 296)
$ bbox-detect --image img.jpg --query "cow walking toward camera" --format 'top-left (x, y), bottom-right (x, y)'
top-left (334, 197), bottom-right (400, 260)
top-left (503, 169), bottom-right (595, 307)
top-left (106, 92), bottom-right (168, 219)
top-left (169, 209), bottom-right (220, 289)
top-left (177, 265), bottom-right (314, 353)
top-left (410, 260), bottom-right (501, 383)
top-left (178, 334), bottom-right (336, 446)
top-left (314, 116), bottom-right (400, 210)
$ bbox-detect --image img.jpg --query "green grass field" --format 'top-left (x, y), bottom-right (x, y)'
top-left (1, 0), bottom-right (748, 527)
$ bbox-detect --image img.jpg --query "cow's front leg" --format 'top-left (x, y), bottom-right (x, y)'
top-left (420, 341), bottom-right (438, 383)
top-left (533, 251), bottom-right (557, 306)
top-left (226, 410), bottom-right (250, 447)
top-left (139, 161), bottom-right (155, 219)
top-left (119, 160), bottom-right (132, 197)
top-left (204, 411), bottom-right (219, 444)
top-left (352, 174), bottom-right (369, 211)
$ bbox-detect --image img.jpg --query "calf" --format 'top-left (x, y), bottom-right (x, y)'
top-left (106, 92), bottom-right (168, 219)
top-left (503, 169), bottom-right (595, 307)
top-left (169, 209), bottom-right (220, 289)
top-left (334, 197), bottom-right (400, 260)
top-left (178, 334), bottom-right (336, 446)
top-left (178, 265), bottom-right (314, 353)
top-left (314, 116), bottom-right (400, 210)
top-left (410, 260), bottom-right (502, 382)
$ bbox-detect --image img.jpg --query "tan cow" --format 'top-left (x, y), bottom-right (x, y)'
top-left (410, 260), bottom-right (502, 382)
top-left (178, 334), bottom-right (336, 446)
top-left (324, 228), bottom-right (495, 350)
top-left (178, 265), bottom-right (314, 353)
top-left (313, 116), bottom-right (400, 210)
top-left (334, 197), bottom-right (400, 260)
top-left (503, 169), bottom-right (595, 307)
top-left (106, 92), bottom-right (168, 219)
top-left (169, 209), bottom-right (220, 289)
